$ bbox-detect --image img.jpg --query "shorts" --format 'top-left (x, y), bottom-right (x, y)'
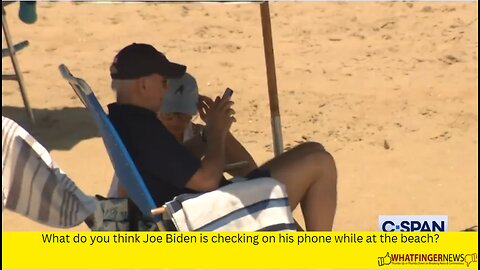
top-left (245, 168), bottom-right (271, 179)
top-left (219, 168), bottom-right (272, 187)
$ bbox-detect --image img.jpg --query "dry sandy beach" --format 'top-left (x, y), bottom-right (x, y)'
top-left (2, 1), bottom-right (478, 231)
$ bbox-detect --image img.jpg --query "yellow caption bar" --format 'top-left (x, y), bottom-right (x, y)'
top-left (2, 232), bottom-right (478, 268)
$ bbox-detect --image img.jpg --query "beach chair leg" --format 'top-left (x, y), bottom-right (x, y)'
top-left (2, 7), bottom-right (35, 124)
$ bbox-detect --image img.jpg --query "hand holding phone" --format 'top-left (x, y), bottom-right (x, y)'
top-left (205, 88), bottom-right (235, 137)
top-left (222, 88), bottom-right (234, 100)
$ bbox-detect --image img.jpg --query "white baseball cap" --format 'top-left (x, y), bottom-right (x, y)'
top-left (161, 73), bottom-right (198, 115)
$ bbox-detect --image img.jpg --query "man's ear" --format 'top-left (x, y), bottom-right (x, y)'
top-left (136, 77), bottom-right (148, 95)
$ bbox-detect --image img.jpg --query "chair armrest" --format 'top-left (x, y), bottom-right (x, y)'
top-left (2, 40), bottom-right (29, 58)
top-left (225, 161), bottom-right (249, 171)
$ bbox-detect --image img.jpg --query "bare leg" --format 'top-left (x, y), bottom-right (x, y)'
top-left (259, 142), bottom-right (337, 231)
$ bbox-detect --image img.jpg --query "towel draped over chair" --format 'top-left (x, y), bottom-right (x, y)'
top-left (2, 116), bottom-right (96, 228)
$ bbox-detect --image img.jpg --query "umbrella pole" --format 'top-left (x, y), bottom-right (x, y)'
top-left (260, 1), bottom-right (283, 157)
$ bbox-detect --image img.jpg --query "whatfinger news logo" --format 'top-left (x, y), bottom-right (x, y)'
top-left (378, 252), bottom-right (478, 267)
top-left (379, 215), bottom-right (448, 232)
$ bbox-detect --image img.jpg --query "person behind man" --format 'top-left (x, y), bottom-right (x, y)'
top-left (158, 72), bottom-right (257, 176)
top-left (108, 43), bottom-right (337, 231)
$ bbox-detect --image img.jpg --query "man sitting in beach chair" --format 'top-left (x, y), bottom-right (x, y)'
top-left (108, 72), bottom-right (257, 198)
top-left (108, 43), bottom-right (338, 231)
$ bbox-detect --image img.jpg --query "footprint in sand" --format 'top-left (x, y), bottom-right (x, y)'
top-left (421, 6), bottom-right (434, 13)
top-left (419, 108), bottom-right (438, 117)
top-left (439, 55), bottom-right (461, 65)
top-left (219, 62), bottom-right (233, 68)
top-left (181, 6), bottom-right (189, 17)
top-left (430, 131), bottom-right (452, 141)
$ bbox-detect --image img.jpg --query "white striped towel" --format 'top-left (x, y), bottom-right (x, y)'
top-left (164, 177), bottom-right (296, 231)
top-left (2, 116), bottom-right (96, 228)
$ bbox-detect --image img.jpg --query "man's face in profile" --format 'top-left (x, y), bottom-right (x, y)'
top-left (142, 73), bottom-right (168, 111)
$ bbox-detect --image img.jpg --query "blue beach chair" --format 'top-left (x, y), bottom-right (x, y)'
top-left (58, 64), bottom-right (165, 230)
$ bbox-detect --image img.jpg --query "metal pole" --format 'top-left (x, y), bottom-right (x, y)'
top-left (260, 1), bottom-right (283, 156)
top-left (2, 6), bottom-right (35, 124)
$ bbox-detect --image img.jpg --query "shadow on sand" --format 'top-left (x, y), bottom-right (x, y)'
top-left (2, 106), bottom-right (100, 151)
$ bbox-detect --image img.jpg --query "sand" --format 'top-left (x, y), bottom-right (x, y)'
top-left (2, 1), bottom-right (478, 231)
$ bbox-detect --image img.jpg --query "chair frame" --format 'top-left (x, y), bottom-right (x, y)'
top-left (58, 64), bottom-right (165, 230)
top-left (2, 4), bottom-right (35, 124)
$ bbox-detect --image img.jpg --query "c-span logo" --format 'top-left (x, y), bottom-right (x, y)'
top-left (379, 215), bottom-right (448, 232)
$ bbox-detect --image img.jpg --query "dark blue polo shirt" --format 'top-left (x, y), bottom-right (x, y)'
top-left (107, 103), bottom-right (269, 207)
top-left (108, 103), bottom-right (204, 206)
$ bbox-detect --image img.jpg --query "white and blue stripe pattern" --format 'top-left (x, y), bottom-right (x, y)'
top-left (164, 177), bottom-right (296, 231)
top-left (2, 116), bottom-right (96, 228)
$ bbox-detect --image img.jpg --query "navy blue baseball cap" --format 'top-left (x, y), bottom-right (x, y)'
top-left (110, 43), bottom-right (186, 79)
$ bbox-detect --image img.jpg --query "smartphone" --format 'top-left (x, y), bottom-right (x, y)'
top-left (222, 88), bottom-right (234, 100)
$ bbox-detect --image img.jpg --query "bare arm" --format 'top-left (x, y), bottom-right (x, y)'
top-left (184, 96), bottom-right (234, 192)
top-left (117, 131), bottom-right (252, 195)
top-left (185, 133), bottom-right (227, 192)
top-left (183, 133), bottom-right (205, 159)
top-left (183, 123), bottom-right (256, 176)
top-left (197, 95), bottom-right (257, 176)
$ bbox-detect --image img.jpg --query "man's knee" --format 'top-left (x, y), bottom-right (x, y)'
top-left (293, 141), bottom-right (328, 154)
top-left (285, 141), bottom-right (334, 166)
top-left (302, 143), bottom-right (336, 176)
top-left (308, 147), bottom-right (335, 167)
